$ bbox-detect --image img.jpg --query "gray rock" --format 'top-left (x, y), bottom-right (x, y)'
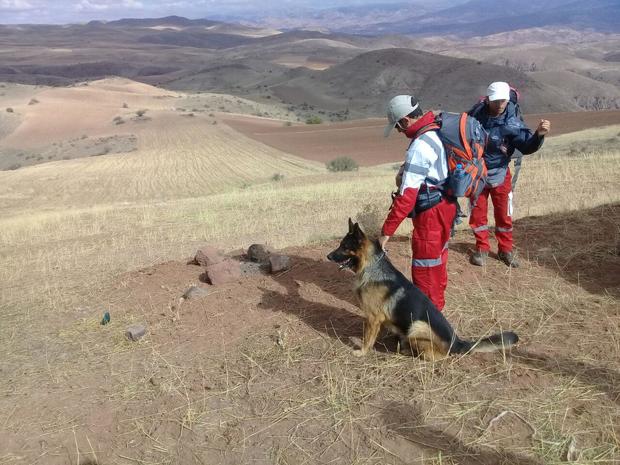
top-left (182, 285), bottom-right (209, 300)
top-left (247, 244), bottom-right (273, 263)
top-left (126, 324), bottom-right (147, 341)
top-left (269, 254), bottom-right (291, 273)
top-left (239, 261), bottom-right (265, 276)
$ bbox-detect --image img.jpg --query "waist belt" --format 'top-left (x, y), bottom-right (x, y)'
top-left (390, 187), bottom-right (446, 220)
top-left (413, 187), bottom-right (442, 215)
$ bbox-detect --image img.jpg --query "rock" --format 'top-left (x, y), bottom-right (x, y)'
top-left (194, 246), bottom-right (225, 267)
top-left (203, 259), bottom-right (241, 285)
top-left (125, 324), bottom-right (147, 341)
top-left (239, 261), bottom-right (264, 276)
top-left (269, 254), bottom-right (291, 273)
top-left (247, 244), bottom-right (273, 263)
top-left (182, 285), bottom-right (209, 300)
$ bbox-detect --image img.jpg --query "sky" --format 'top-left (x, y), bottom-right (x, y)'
top-left (0, 0), bottom-right (433, 24)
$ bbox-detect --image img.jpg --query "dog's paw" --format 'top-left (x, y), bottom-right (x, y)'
top-left (352, 349), bottom-right (366, 357)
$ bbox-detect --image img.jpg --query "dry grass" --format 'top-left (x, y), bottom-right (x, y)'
top-left (0, 113), bottom-right (619, 463)
top-left (2, 137), bottom-right (618, 309)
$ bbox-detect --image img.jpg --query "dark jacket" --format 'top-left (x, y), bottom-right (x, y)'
top-left (468, 101), bottom-right (544, 187)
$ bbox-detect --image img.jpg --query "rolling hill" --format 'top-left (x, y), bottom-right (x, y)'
top-left (0, 15), bottom-right (618, 117)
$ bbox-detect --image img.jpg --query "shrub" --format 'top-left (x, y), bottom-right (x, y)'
top-left (305, 115), bottom-right (322, 124)
top-left (136, 109), bottom-right (147, 117)
top-left (28, 98), bottom-right (39, 105)
top-left (271, 173), bottom-right (285, 182)
top-left (6, 107), bottom-right (14, 113)
top-left (113, 116), bottom-right (124, 125)
top-left (326, 157), bottom-right (358, 172)
top-left (284, 121), bottom-right (292, 127)
top-left (122, 102), bottom-right (128, 108)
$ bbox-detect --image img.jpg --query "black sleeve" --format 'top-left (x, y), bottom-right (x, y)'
top-left (511, 128), bottom-right (544, 155)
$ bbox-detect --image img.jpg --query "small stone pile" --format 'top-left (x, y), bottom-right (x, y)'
top-left (191, 243), bottom-right (292, 286)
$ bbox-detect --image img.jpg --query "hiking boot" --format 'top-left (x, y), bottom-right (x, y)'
top-left (470, 250), bottom-right (488, 266)
top-left (498, 251), bottom-right (519, 268)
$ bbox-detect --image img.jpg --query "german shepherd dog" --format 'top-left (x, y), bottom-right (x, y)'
top-left (327, 219), bottom-right (518, 360)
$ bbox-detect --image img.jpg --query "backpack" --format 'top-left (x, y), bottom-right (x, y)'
top-left (435, 112), bottom-right (487, 203)
top-left (392, 111), bottom-right (487, 219)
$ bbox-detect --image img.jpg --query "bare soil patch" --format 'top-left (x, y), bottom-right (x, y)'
top-left (223, 110), bottom-right (620, 166)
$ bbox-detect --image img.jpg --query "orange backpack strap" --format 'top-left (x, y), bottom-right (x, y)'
top-left (458, 112), bottom-right (471, 156)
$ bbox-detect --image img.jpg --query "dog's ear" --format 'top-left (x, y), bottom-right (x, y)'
top-left (348, 217), bottom-right (354, 233)
top-left (352, 222), bottom-right (365, 239)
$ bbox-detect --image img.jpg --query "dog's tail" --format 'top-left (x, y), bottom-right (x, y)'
top-left (450, 331), bottom-right (519, 354)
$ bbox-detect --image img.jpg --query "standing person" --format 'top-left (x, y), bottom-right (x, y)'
top-left (468, 82), bottom-right (550, 267)
top-left (378, 95), bottom-right (457, 311)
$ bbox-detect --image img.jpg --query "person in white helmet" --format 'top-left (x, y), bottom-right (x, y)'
top-left (378, 95), bottom-right (457, 311)
top-left (467, 81), bottom-right (551, 267)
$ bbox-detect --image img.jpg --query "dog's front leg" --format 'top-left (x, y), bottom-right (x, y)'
top-left (353, 314), bottom-right (383, 357)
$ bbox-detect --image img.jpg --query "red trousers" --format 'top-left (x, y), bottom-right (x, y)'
top-left (411, 198), bottom-right (457, 311)
top-left (469, 170), bottom-right (513, 253)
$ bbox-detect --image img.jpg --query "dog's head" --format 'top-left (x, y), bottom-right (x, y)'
top-left (327, 218), bottom-right (369, 272)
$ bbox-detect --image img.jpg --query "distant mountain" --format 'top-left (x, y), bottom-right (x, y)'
top-left (232, 0), bottom-right (620, 37)
top-left (0, 17), bottom-right (615, 114)
top-left (223, 1), bottom-right (467, 31)
top-left (353, 0), bottom-right (620, 36)
top-left (103, 16), bottom-right (219, 28)
top-left (137, 31), bottom-right (255, 49)
top-left (265, 48), bottom-right (579, 116)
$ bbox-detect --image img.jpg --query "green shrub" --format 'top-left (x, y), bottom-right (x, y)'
top-left (305, 115), bottom-right (323, 124)
top-left (271, 173), bottom-right (285, 182)
top-left (326, 157), bottom-right (358, 172)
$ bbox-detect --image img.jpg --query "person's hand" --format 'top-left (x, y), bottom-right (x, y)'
top-left (536, 119), bottom-right (551, 136)
top-left (378, 235), bottom-right (390, 251)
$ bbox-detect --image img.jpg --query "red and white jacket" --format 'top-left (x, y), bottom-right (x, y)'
top-left (382, 112), bottom-right (448, 236)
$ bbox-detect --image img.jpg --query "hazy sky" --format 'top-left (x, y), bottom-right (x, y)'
top-left (0, 0), bottom-right (432, 24)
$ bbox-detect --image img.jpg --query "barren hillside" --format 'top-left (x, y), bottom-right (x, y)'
top-left (2, 17), bottom-right (619, 117)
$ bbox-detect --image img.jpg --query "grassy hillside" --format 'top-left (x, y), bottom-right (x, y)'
top-left (0, 76), bottom-right (619, 463)
top-left (0, 121), bottom-right (619, 463)
top-left (2, 125), bottom-right (618, 303)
